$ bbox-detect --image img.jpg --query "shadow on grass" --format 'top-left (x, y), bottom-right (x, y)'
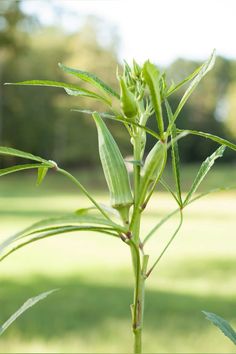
top-left (0, 271), bottom-right (235, 341)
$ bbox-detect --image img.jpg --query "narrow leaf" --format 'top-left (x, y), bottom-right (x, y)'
top-left (23, 214), bottom-right (117, 232)
top-left (0, 289), bottom-right (58, 336)
top-left (184, 145), bottom-right (226, 206)
top-left (189, 185), bottom-right (236, 205)
top-left (159, 179), bottom-right (180, 205)
top-left (72, 109), bottom-right (161, 140)
top-left (165, 100), bottom-right (182, 205)
top-left (71, 108), bottom-right (115, 119)
top-left (146, 210), bottom-right (183, 276)
top-left (0, 146), bottom-right (52, 164)
top-left (75, 207), bottom-right (94, 215)
top-left (0, 213), bottom-right (119, 256)
top-left (75, 204), bottom-right (120, 218)
top-left (166, 63), bottom-right (203, 97)
top-left (0, 226), bottom-right (118, 262)
top-left (203, 311), bottom-right (236, 345)
top-left (58, 63), bottom-right (120, 99)
top-left (177, 129), bottom-right (236, 152)
top-left (0, 163), bottom-right (50, 177)
top-left (5, 80), bottom-right (111, 106)
top-left (144, 184), bottom-right (236, 246)
top-left (172, 50), bottom-right (216, 124)
top-left (143, 61), bottom-right (164, 136)
top-left (170, 124), bottom-right (182, 205)
top-left (37, 166), bottom-right (48, 186)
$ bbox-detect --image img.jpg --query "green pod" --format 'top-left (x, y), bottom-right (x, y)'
top-left (142, 61), bottom-right (164, 137)
top-left (92, 112), bottom-right (133, 223)
top-left (140, 140), bottom-right (167, 201)
top-left (119, 76), bottom-right (138, 119)
top-left (132, 59), bottom-right (142, 78)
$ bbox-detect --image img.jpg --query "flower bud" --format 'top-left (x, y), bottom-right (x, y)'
top-left (119, 76), bottom-right (138, 119)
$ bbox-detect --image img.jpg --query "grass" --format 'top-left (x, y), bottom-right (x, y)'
top-left (0, 165), bottom-right (236, 353)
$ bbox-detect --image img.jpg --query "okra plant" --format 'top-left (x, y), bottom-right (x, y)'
top-left (1, 50), bottom-right (236, 353)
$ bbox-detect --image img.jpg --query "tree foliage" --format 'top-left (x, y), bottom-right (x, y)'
top-left (1, 2), bottom-right (236, 167)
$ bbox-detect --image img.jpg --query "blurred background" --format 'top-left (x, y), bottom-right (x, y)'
top-left (0, 0), bottom-right (236, 353)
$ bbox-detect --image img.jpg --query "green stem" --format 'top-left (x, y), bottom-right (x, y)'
top-left (129, 239), bottom-right (146, 354)
top-left (130, 136), bottom-right (142, 237)
top-left (58, 168), bottom-right (123, 230)
top-left (146, 210), bottom-right (183, 277)
top-left (133, 276), bottom-right (145, 354)
top-left (143, 207), bottom-right (179, 245)
top-left (129, 136), bottom-right (146, 353)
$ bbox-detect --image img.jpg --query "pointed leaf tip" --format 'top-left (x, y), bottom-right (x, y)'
top-left (36, 166), bottom-right (49, 186)
top-left (203, 311), bottom-right (236, 345)
top-left (0, 289), bottom-right (58, 336)
top-left (59, 63), bottom-right (119, 99)
top-left (184, 145), bottom-right (226, 206)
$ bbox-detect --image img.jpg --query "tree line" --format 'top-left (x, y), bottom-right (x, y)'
top-left (1, 1), bottom-right (236, 168)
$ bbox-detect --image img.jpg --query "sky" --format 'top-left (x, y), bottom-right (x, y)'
top-left (21, 0), bottom-right (236, 66)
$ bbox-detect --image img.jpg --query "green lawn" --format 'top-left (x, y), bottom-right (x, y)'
top-left (0, 165), bottom-right (236, 353)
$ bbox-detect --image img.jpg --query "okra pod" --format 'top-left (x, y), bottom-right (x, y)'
top-left (92, 112), bottom-right (133, 224)
top-left (142, 61), bottom-right (164, 137)
top-left (139, 140), bottom-right (167, 203)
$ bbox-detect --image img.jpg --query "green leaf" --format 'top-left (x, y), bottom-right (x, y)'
top-left (72, 109), bottom-right (161, 140)
top-left (5, 80), bottom-right (111, 106)
top-left (202, 311), bottom-right (236, 345)
top-left (36, 166), bottom-right (49, 186)
top-left (171, 50), bottom-right (216, 125)
top-left (144, 184), bottom-right (236, 246)
top-left (184, 145), bottom-right (226, 206)
top-left (146, 210), bottom-right (183, 276)
top-left (0, 213), bottom-right (119, 257)
top-left (189, 185), bottom-right (236, 205)
top-left (58, 63), bottom-right (120, 99)
top-left (166, 63), bottom-right (203, 97)
top-left (165, 100), bottom-right (182, 206)
top-left (0, 225), bottom-right (118, 262)
top-left (75, 204), bottom-right (120, 218)
top-left (170, 124), bottom-right (182, 205)
top-left (71, 108), bottom-right (115, 119)
top-left (0, 146), bottom-right (53, 164)
top-left (0, 163), bottom-right (50, 177)
top-left (177, 129), bottom-right (236, 152)
top-left (24, 214), bottom-right (117, 232)
top-left (159, 179), bottom-right (180, 205)
top-left (0, 289), bottom-right (58, 336)
top-left (75, 207), bottom-right (94, 215)
top-left (142, 61), bottom-right (164, 136)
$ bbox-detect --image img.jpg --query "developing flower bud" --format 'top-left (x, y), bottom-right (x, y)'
top-left (119, 76), bottom-right (138, 119)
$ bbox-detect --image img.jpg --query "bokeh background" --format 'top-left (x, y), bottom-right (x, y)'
top-left (0, 0), bottom-right (236, 352)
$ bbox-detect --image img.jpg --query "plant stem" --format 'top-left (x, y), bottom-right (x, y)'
top-left (133, 255), bottom-right (148, 354)
top-left (130, 136), bottom-right (146, 353)
top-left (57, 168), bottom-right (122, 229)
top-left (146, 210), bottom-right (183, 277)
top-left (133, 260), bottom-right (146, 354)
